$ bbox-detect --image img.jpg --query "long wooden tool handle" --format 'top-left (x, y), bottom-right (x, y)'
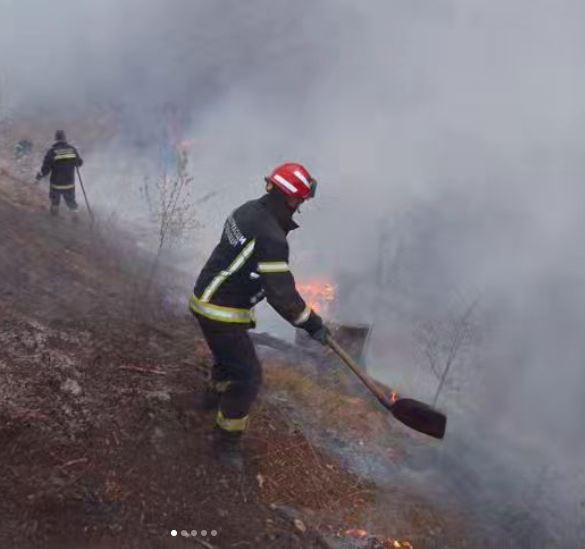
top-left (76, 168), bottom-right (94, 223)
top-left (326, 335), bottom-right (390, 404)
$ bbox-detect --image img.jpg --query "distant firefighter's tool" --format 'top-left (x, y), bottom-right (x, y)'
top-left (76, 167), bottom-right (94, 223)
top-left (326, 335), bottom-right (447, 439)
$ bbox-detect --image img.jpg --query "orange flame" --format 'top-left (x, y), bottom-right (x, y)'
top-left (387, 541), bottom-right (414, 549)
top-left (344, 529), bottom-right (413, 548)
top-left (344, 528), bottom-right (369, 539)
top-left (297, 279), bottom-right (336, 316)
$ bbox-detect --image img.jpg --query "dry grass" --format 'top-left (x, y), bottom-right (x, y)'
top-left (264, 364), bottom-right (401, 443)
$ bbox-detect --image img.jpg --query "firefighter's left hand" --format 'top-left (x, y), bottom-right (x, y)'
top-left (35, 172), bottom-right (43, 183)
top-left (309, 325), bottom-right (331, 345)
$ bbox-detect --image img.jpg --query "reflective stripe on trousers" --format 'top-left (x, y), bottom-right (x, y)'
top-left (216, 410), bottom-right (249, 432)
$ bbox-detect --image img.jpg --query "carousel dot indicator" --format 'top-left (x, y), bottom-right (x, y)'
top-left (171, 530), bottom-right (177, 537)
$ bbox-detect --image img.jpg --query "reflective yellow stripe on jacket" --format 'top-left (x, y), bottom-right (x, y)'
top-left (293, 305), bottom-right (311, 325)
top-left (54, 153), bottom-right (78, 161)
top-left (50, 183), bottom-right (75, 190)
top-left (257, 261), bottom-right (290, 273)
top-left (201, 239), bottom-right (256, 302)
top-left (190, 294), bottom-right (255, 324)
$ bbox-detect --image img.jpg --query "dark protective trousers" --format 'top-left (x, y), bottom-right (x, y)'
top-left (50, 187), bottom-right (78, 211)
top-left (197, 318), bottom-right (262, 427)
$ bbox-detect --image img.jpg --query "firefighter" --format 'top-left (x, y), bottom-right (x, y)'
top-left (36, 130), bottom-right (83, 217)
top-left (15, 139), bottom-right (33, 160)
top-left (190, 162), bottom-right (330, 464)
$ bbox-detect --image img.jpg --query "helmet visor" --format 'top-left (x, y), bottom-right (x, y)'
top-left (308, 178), bottom-right (317, 198)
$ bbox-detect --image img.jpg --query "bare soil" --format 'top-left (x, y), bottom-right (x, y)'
top-left (0, 169), bottom-right (466, 549)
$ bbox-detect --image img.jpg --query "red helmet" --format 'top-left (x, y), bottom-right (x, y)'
top-left (265, 162), bottom-right (317, 200)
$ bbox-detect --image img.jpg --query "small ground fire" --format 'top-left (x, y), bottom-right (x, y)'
top-left (344, 528), bottom-right (414, 548)
top-left (297, 279), bottom-right (336, 316)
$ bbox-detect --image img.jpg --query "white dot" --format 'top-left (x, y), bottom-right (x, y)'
top-left (171, 530), bottom-right (177, 537)
top-left (211, 530), bottom-right (218, 536)
top-left (201, 530), bottom-right (207, 536)
top-left (191, 530), bottom-right (197, 537)
top-left (181, 530), bottom-right (189, 537)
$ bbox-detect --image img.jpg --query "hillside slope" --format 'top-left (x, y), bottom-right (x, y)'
top-left (0, 172), bottom-right (465, 549)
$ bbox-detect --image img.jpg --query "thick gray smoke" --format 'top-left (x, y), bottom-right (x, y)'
top-left (1, 0), bottom-right (584, 544)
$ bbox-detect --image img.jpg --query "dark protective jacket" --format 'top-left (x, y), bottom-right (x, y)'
top-left (40, 141), bottom-right (83, 189)
top-left (190, 192), bottom-right (322, 333)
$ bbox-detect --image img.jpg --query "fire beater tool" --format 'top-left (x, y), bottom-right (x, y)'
top-left (326, 335), bottom-right (447, 439)
top-left (76, 167), bottom-right (94, 223)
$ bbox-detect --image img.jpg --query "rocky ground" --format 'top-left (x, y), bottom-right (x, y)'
top-left (0, 164), bottom-right (468, 549)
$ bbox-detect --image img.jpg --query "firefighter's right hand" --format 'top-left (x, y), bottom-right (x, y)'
top-left (309, 325), bottom-right (331, 345)
top-left (300, 309), bottom-right (330, 345)
top-left (35, 172), bottom-right (42, 183)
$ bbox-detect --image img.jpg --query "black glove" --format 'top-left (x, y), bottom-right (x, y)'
top-left (302, 310), bottom-right (330, 345)
top-left (35, 172), bottom-right (43, 183)
top-left (309, 325), bottom-right (331, 345)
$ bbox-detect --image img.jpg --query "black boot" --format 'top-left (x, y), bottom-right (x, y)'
top-left (211, 426), bottom-right (244, 471)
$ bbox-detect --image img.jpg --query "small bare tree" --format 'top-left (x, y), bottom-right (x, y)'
top-left (141, 147), bottom-right (198, 253)
top-left (415, 297), bottom-right (480, 406)
top-left (156, 148), bottom-right (198, 252)
top-left (140, 149), bottom-right (198, 247)
top-left (135, 148), bottom-right (198, 312)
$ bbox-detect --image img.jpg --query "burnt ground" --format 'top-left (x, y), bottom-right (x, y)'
top-left (0, 170), bottom-right (469, 549)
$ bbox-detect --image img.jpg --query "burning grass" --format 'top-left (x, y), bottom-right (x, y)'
top-left (345, 529), bottom-right (414, 548)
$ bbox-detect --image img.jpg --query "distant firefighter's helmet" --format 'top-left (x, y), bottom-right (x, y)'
top-left (55, 130), bottom-right (66, 142)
